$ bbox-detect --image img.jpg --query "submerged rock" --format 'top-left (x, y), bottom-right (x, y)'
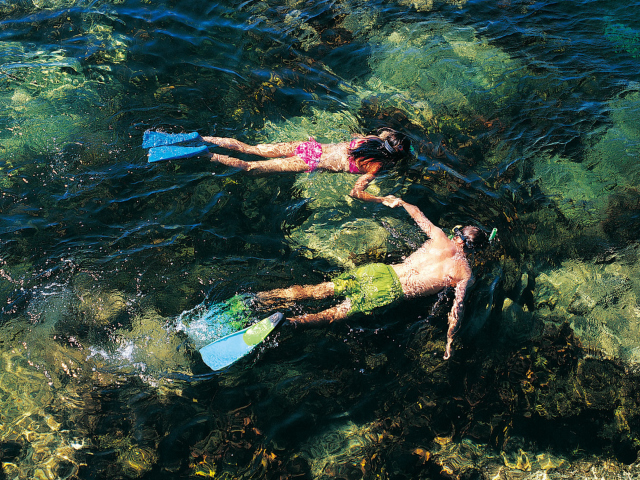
top-left (0, 336), bottom-right (87, 480)
top-left (1, 37), bottom-right (124, 163)
top-left (91, 308), bottom-right (194, 377)
top-left (531, 87), bottom-right (640, 233)
top-left (355, 16), bottom-right (527, 134)
top-left (531, 246), bottom-right (640, 363)
top-left (501, 297), bottom-right (539, 344)
top-left (78, 289), bottom-right (128, 326)
top-left (286, 171), bottom-right (417, 267)
top-left (120, 444), bottom-right (158, 478)
top-left (533, 155), bottom-right (612, 228)
top-left (299, 420), bottom-right (383, 478)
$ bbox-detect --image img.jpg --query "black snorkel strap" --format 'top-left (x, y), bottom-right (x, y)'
top-left (453, 226), bottom-right (474, 250)
top-left (383, 139), bottom-right (395, 154)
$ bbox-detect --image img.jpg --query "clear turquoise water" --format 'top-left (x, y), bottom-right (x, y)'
top-left (2, 0), bottom-right (640, 478)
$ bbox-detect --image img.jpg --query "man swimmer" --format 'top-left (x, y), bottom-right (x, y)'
top-left (255, 200), bottom-right (490, 359)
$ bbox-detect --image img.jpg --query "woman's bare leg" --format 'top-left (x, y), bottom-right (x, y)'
top-left (210, 153), bottom-right (309, 173)
top-left (202, 137), bottom-right (300, 158)
top-left (289, 300), bottom-right (351, 324)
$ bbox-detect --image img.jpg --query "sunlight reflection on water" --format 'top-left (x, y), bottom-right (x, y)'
top-left (1, 0), bottom-right (640, 477)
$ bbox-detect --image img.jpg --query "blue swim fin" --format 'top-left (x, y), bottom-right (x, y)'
top-left (143, 130), bottom-right (203, 148)
top-left (199, 312), bottom-right (284, 371)
top-left (147, 145), bottom-right (209, 163)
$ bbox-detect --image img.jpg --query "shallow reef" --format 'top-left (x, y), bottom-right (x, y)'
top-left (2, 0), bottom-right (640, 478)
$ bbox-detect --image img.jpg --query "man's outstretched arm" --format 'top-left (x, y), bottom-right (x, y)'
top-left (400, 201), bottom-right (448, 242)
top-left (444, 278), bottom-right (469, 360)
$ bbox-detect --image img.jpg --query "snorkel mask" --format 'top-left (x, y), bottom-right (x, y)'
top-left (453, 225), bottom-right (472, 249)
top-left (448, 226), bottom-right (498, 249)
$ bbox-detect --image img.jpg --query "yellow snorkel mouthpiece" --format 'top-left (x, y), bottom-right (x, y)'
top-left (448, 225), bottom-right (464, 240)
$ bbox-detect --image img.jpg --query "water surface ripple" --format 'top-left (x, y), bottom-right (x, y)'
top-left (2, 0), bottom-right (640, 478)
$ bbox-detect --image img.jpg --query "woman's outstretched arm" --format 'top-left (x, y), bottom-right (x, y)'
top-left (350, 173), bottom-right (402, 206)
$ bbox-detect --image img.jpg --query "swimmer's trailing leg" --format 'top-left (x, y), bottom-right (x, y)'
top-left (209, 153), bottom-right (254, 171)
top-left (210, 153), bottom-right (254, 172)
top-left (254, 282), bottom-right (335, 308)
top-left (202, 137), bottom-right (300, 157)
top-left (289, 300), bottom-right (350, 325)
top-left (210, 154), bottom-right (309, 173)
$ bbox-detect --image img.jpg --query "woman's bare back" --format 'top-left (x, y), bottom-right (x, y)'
top-left (317, 141), bottom-right (352, 172)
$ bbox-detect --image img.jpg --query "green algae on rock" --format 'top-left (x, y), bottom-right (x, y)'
top-left (531, 248), bottom-right (640, 364)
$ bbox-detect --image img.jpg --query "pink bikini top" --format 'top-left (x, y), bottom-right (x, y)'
top-left (348, 139), bottom-right (363, 174)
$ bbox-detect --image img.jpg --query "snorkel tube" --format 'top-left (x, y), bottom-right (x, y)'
top-left (489, 227), bottom-right (497, 243)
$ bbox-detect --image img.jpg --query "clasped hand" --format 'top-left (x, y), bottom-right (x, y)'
top-left (381, 195), bottom-right (403, 208)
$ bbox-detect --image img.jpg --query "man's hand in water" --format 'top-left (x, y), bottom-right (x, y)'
top-left (382, 195), bottom-right (402, 208)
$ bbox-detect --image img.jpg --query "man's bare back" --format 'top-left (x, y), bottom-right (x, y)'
top-left (391, 206), bottom-right (471, 299)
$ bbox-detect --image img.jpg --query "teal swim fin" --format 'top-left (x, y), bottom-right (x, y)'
top-left (199, 312), bottom-right (284, 371)
top-left (147, 145), bottom-right (209, 163)
top-left (143, 130), bottom-right (203, 148)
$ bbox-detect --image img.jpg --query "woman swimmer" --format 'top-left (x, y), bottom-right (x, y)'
top-left (201, 128), bottom-right (412, 206)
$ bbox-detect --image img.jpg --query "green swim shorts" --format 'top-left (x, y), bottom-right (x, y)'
top-left (333, 263), bottom-right (404, 316)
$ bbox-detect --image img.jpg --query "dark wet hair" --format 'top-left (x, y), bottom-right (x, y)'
top-left (455, 226), bottom-right (489, 251)
top-left (348, 128), bottom-right (412, 171)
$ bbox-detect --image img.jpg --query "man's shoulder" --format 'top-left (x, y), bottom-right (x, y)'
top-left (452, 255), bottom-right (472, 279)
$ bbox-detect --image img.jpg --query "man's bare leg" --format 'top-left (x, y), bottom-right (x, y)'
top-left (210, 153), bottom-right (309, 173)
top-left (202, 137), bottom-right (300, 158)
top-left (289, 300), bottom-right (350, 324)
top-left (255, 282), bottom-right (335, 308)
